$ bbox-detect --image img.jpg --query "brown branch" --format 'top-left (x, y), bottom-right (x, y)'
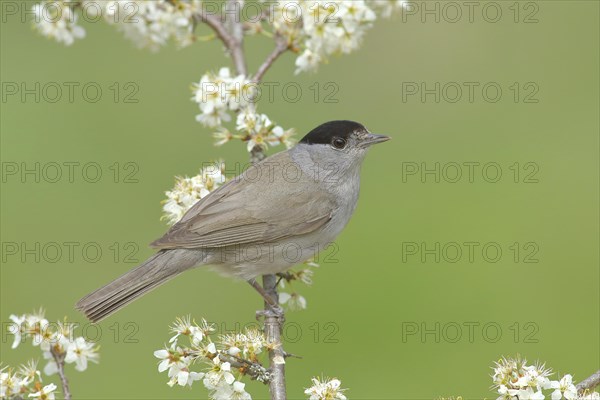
top-left (262, 274), bottom-right (287, 400)
top-left (276, 271), bottom-right (295, 282)
top-left (194, 10), bottom-right (235, 49)
top-left (50, 347), bottom-right (71, 400)
top-left (254, 37), bottom-right (289, 82)
top-left (577, 369), bottom-right (600, 393)
top-left (193, 1), bottom-right (247, 76)
top-left (197, 1), bottom-right (287, 162)
top-left (226, 0), bottom-right (248, 76)
top-left (217, 353), bottom-right (271, 383)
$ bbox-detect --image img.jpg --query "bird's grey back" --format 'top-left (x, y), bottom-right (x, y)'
top-left (150, 150), bottom-right (341, 251)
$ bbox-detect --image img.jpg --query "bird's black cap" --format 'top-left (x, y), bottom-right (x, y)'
top-left (299, 120), bottom-right (366, 145)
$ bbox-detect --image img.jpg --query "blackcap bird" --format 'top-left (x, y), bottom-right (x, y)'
top-left (76, 120), bottom-right (389, 322)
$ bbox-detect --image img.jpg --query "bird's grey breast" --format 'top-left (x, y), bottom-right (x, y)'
top-left (289, 144), bottom-right (361, 239)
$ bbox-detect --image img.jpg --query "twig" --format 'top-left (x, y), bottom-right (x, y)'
top-left (226, 0), bottom-right (248, 76)
top-left (247, 29), bottom-right (290, 162)
top-left (576, 369), bottom-right (600, 393)
top-left (194, 10), bottom-right (235, 49)
top-left (217, 353), bottom-right (271, 383)
top-left (192, 1), bottom-right (246, 76)
top-left (254, 37), bottom-right (289, 82)
top-left (262, 274), bottom-right (287, 400)
top-left (199, 0), bottom-right (290, 162)
top-left (276, 271), bottom-right (295, 281)
top-left (50, 347), bottom-right (71, 400)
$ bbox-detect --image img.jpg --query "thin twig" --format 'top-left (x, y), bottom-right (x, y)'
top-left (222, 0), bottom-right (264, 160)
top-left (50, 347), bottom-right (71, 400)
top-left (226, 0), bottom-right (248, 76)
top-left (276, 272), bottom-right (295, 282)
top-left (576, 369), bottom-right (600, 393)
top-left (193, 2), bottom-right (246, 76)
top-left (254, 37), bottom-right (289, 82)
top-left (194, 11), bottom-right (235, 49)
top-left (262, 274), bottom-right (287, 400)
top-left (217, 353), bottom-right (271, 383)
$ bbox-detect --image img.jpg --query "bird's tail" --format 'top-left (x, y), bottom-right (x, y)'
top-left (76, 249), bottom-right (204, 322)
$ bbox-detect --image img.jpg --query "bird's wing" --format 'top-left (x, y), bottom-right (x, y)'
top-left (150, 153), bottom-right (335, 249)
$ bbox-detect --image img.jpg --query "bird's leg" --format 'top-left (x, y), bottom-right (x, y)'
top-left (248, 278), bottom-right (284, 320)
top-left (247, 278), bottom-right (277, 307)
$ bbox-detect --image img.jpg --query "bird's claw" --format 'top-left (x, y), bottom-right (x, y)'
top-left (256, 305), bottom-right (285, 322)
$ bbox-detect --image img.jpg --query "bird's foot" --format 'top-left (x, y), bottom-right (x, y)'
top-left (256, 305), bottom-right (285, 322)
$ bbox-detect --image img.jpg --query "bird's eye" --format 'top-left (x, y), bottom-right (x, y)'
top-left (331, 137), bottom-right (347, 149)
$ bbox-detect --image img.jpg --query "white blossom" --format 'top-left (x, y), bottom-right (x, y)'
top-left (167, 365), bottom-right (204, 388)
top-left (1, 367), bottom-right (28, 398)
top-left (231, 381), bottom-right (253, 400)
top-left (236, 109), bottom-right (295, 152)
top-left (297, 269), bottom-right (314, 285)
top-left (7, 311), bottom-right (57, 351)
top-left (8, 314), bottom-right (26, 349)
top-left (16, 360), bottom-right (42, 389)
top-left (213, 128), bottom-right (234, 146)
top-left (507, 387), bottom-right (545, 400)
top-left (25, 314), bottom-right (50, 348)
top-left (493, 357), bottom-right (552, 391)
top-left (8, 311), bottom-right (99, 382)
top-left (102, 0), bottom-right (201, 51)
top-left (32, 1), bottom-right (85, 46)
top-left (304, 377), bottom-right (347, 400)
top-left (193, 68), bottom-right (255, 128)
top-left (268, 0), bottom-right (403, 72)
top-left (267, 1), bottom-right (304, 42)
top-left (279, 292), bottom-right (307, 310)
top-left (371, 0), bottom-right (409, 18)
top-left (295, 49), bottom-right (322, 74)
top-left (293, 1), bottom-right (377, 73)
top-left (206, 342), bottom-right (217, 355)
top-left (169, 315), bottom-right (206, 345)
top-left (213, 380), bottom-right (252, 400)
top-left (490, 357), bottom-right (600, 400)
top-left (548, 375), bottom-right (578, 400)
top-left (154, 346), bottom-right (190, 376)
top-left (221, 329), bottom-right (268, 360)
top-left (64, 337), bottom-right (99, 372)
top-left (28, 383), bottom-right (57, 400)
top-left (162, 161), bottom-right (227, 225)
top-left (203, 356), bottom-right (236, 391)
top-left (42, 349), bottom-right (59, 377)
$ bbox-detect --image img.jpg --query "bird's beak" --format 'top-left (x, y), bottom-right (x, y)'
top-left (362, 133), bottom-right (391, 147)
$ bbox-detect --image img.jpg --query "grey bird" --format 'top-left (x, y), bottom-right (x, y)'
top-left (76, 120), bottom-right (389, 322)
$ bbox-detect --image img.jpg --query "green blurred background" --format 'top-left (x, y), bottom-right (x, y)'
top-left (1, 1), bottom-right (598, 399)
